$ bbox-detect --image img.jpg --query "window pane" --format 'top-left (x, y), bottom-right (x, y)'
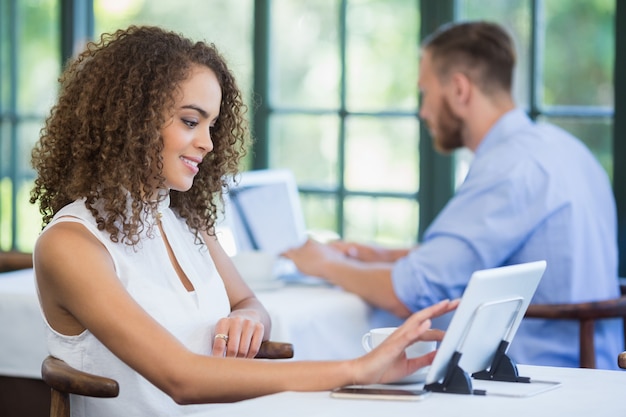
top-left (0, 176), bottom-right (13, 249)
top-left (269, 114), bottom-right (339, 187)
top-left (345, 116), bottom-right (418, 193)
top-left (542, 0), bottom-right (614, 107)
top-left (17, 121), bottom-right (41, 179)
top-left (453, 148), bottom-right (473, 189)
top-left (94, 0), bottom-right (253, 94)
top-left (270, 0), bottom-right (340, 109)
top-left (300, 193), bottom-right (337, 235)
top-left (16, 177), bottom-right (39, 250)
top-left (0, 0), bottom-right (10, 110)
top-left (456, 0), bottom-right (531, 109)
top-left (344, 196), bottom-right (418, 246)
top-left (0, 0), bottom-right (58, 251)
top-left (540, 116), bottom-right (613, 180)
top-left (12, 122), bottom-right (43, 251)
top-left (346, 0), bottom-right (419, 112)
top-left (0, 123), bottom-right (10, 179)
top-left (18, 0), bottom-right (59, 114)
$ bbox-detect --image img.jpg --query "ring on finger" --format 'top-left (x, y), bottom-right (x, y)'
top-left (214, 333), bottom-right (229, 344)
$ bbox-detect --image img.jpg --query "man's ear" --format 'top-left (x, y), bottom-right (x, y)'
top-left (449, 72), bottom-right (472, 109)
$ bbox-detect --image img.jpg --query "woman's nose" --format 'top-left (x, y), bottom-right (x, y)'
top-left (197, 128), bottom-right (214, 153)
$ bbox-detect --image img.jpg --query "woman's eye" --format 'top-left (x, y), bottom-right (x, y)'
top-left (182, 119), bottom-right (198, 128)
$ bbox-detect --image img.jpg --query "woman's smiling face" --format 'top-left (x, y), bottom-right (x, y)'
top-left (160, 65), bottom-right (222, 192)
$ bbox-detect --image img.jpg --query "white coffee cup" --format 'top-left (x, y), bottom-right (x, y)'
top-left (361, 327), bottom-right (436, 384)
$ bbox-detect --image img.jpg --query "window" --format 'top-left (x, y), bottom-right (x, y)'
top-left (258, 0), bottom-right (619, 251)
top-left (93, 0), bottom-right (254, 99)
top-left (0, 0), bottom-right (59, 251)
top-left (262, 0), bottom-right (421, 246)
top-left (1, 0), bottom-right (624, 275)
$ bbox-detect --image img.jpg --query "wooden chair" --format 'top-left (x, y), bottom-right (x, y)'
top-left (42, 340), bottom-right (294, 417)
top-left (0, 250), bottom-right (33, 272)
top-left (618, 351), bottom-right (626, 369)
top-left (524, 295), bottom-right (626, 368)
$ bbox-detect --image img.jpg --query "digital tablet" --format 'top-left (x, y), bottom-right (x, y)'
top-left (222, 169), bottom-right (308, 256)
top-left (424, 261), bottom-right (547, 387)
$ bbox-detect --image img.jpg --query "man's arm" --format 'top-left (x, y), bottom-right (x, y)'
top-left (283, 239), bottom-right (412, 318)
top-left (329, 241), bottom-right (412, 263)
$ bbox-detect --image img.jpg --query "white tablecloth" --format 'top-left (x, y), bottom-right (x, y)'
top-left (0, 269), bottom-right (46, 378)
top-left (0, 269), bottom-right (385, 378)
top-left (256, 285), bottom-right (373, 360)
top-left (185, 365), bottom-right (626, 416)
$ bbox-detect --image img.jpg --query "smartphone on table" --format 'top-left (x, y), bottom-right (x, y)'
top-left (330, 387), bottom-right (431, 401)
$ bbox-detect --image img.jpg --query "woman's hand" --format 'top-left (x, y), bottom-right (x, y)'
top-left (351, 299), bottom-right (459, 385)
top-left (203, 230), bottom-right (271, 359)
top-left (211, 311), bottom-right (265, 358)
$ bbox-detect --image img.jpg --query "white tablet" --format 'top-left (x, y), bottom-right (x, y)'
top-left (424, 261), bottom-right (547, 390)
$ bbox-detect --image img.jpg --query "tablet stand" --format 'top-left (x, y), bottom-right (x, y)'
top-left (424, 351), bottom-right (474, 394)
top-left (472, 340), bottom-right (530, 383)
top-left (424, 341), bottom-right (530, 394)
top-left (424, 297), bottom-right (530, 395)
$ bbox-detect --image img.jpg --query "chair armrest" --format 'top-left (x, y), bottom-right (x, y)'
top-left (618, 352), bottom-right (626, 369)
top-left (256, 341), bottom-right (294, 359)
top-left (41, 356), bottom-right (119, 398)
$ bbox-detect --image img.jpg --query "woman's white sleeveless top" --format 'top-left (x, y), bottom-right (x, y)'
top-left (36, 197), bottom-right (230, 416)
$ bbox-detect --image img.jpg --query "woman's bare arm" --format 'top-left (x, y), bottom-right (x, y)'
top-left (35, 221), bottom-right (456, 404)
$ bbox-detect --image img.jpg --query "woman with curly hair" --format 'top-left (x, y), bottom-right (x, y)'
top-left (30, 25), bottom-right (455, 416)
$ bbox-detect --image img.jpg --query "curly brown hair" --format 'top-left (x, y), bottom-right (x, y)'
top-left (31, 25), bottom-right (249, 246)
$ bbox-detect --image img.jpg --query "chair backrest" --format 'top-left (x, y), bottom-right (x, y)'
top-left (524, 295), bottom-right (626, 368)
top-left (41, 341), bottom-right (293, 417)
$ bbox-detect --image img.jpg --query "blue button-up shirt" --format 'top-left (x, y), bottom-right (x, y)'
top-left (392, 108), bottom-right (622, 369)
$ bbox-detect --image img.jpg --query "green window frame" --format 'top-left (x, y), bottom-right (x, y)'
top-left (1, 0), bottom-right (625, 277)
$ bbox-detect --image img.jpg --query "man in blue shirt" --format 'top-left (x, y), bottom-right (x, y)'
top-left (284, 21), bottom-right (622, 369)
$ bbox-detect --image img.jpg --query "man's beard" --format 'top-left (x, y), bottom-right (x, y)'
top-left (430, 96), bottom-right (463, 154)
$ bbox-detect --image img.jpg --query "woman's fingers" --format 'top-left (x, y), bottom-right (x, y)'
top-left (416, 328), bottom-right (446, 342)
top-left (212, 318), bottom-right (231, 357)
top-left (406, 299), bottom-right (459, 327)
top-left (211, 317), bottom-right (265, 358)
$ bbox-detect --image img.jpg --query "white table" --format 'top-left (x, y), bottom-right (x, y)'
top-left (187, 365), bottom-right (626, 416)
top-left (256, 284), bottom-right (373, 360)
top-left (0, 269), bottom-right (389, 379)
top-left (0, 269), bottom-right (47, 378)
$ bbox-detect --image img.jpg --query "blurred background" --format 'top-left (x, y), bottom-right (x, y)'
top-left (1, 0), bottom-right (623, 270)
